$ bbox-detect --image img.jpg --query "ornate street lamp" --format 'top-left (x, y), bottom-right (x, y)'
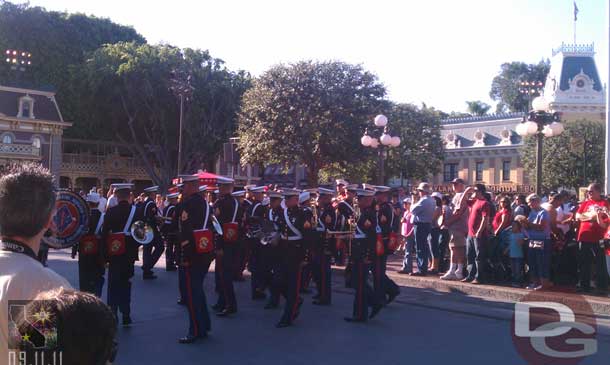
top-left (169, 69), bottom-right (194, 175)
top-left (518, 80), bottom-right (544, 112)
top-left (361, 114), bottom-right (401, 184)
top-left (516, 96), bottom-right (564, 194)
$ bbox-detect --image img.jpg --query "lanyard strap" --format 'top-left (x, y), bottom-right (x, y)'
top-left (202, 202), bottom-right (210, 230)
top-left (95, 213), bottom-right (105, 235)
top-left (1, 239), bottom-right (38, 261)
top-left (283, 208), bottom-right (303, 239)
top-left (122, 205), bottom-right (137, 235)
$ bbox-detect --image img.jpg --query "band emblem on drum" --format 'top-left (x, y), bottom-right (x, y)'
top-left (198, 237), bottom-right (209, 250)
top-left (226, 228), bottom-right (236, 239)
top-left (45, 191), bottom-right (89, 249)
top-left (83, 240), bottom-right (96, 253)
top-left (111, 240), bottom-right (122, 253)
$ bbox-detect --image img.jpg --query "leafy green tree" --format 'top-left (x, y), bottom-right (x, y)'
top-left (0, 1), bottom-right (145, 127)
top-left (520, 120), bottom-right (605, 191)
top-left (466, 100), bottom-right (491, 116)
top-left (236, 60), bottom-right (386, 186)
top-left (385, 103), bottom-right (444, 182)
top-left (76, 42), bottom-right (248, 188)
top-left (489, 60), bottom-right (550, 112)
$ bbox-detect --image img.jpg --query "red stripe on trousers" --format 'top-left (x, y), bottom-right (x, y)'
top-left (185, 270), bottom-right (199, 336)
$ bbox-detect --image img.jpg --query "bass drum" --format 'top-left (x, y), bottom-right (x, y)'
top-left (42, 190), bottom-right (90, 249)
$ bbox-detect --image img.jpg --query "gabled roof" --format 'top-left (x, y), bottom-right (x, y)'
top-left (0, 85), bottom-right (64, 123)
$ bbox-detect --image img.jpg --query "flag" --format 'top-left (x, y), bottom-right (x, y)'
top-left (574, 1), bottom-right (579, 21)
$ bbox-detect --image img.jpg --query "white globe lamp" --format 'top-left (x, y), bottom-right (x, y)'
top-left (374, 114), bottom-right (388, 127)
top-left (531, 96), bottom-right (549, 112)
top-left (380, 133), bottom-right (392, 145)
top-left (361, 135), bottom-right (372, 146)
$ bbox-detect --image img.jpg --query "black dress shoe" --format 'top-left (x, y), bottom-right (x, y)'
top-left (264, 302), bottom-right (278, 310)
top-left (177, 299), bottom-right (186, 305)
top-left (312, 294), bottom-right (321, 300)
top-left (370, 304), bottom-right (382, 319)
top-left (312, 300), bottom-right (330, 306)
top-left (387, 291), bottom-right (399, 304)
top-left (166, 266), bottom-right (177, 272)
top-left (211, 304), bottom-right (223, 312)
top-left (143, 273), bottom-right (157, 280)
top-left (216, 308), bottom-right (236, 317)
top-left (344, 317), bottom-right (365, 323)
top-left (178, 335), bottom-right (197, 344)
top-left (122, 316), bottom-right (132, 327)
top-left (275, 321), bottom-right (291, 328)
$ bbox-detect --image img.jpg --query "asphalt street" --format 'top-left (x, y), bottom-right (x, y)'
top-left (45, 249), bottom-right (610, 365)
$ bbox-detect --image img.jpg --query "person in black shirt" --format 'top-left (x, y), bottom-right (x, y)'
top-left (373, 186), bottom-right (401, 305)
top-left (312, 187), bottom-right (337, 305)
top-left (72, 191), bottom-right (106, 297)
top-left (162, 192), bottom-right (180, 271)
top-left (212, 177), bottom-right (242, 317)
top-left (245, 186), bottom-right (267, 300)
top-left (275, 189), bottom-right (313, 328)
top-left (176, 175), bottom-right (215, 344)
top-left (101, 183), bottom-right (142, 326)
top-left (141, 186), bottom-right (165, 279)
top-left (345, 189), bottom-right (383, 323)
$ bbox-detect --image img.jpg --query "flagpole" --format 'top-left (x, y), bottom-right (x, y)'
top-left (605, 0), bottom-right (610, 194)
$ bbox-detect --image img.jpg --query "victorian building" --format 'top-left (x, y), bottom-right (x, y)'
top-left (431, 42), bottom-right (605, 193)
top-left (0, 84), bottom-right (70, 179)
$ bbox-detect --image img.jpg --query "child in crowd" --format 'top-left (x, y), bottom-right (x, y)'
top-left (508, 220), bottom-right (525, 287)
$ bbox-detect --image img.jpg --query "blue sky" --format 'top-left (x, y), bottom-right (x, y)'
top-left (24, 0), bottom-right (608, 113)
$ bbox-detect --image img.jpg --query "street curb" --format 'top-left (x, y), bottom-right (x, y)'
top-left (330, 266), bottom-right (610, 317)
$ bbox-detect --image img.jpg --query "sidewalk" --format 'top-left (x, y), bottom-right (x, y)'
top-left (331, 253), bottom-right (610, 317)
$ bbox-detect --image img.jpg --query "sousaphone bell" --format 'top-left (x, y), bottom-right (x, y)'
top-left (130, 220), bottom-right (154, 245)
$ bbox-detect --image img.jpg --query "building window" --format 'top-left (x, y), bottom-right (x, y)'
top-left (502, 161), bottom-right (511, 181)
top-left (2, 134), bottom-right (12, 144)
top-left (475, 161), bottom-right (484, 182)
top-left (18, 96), bottom-right (34, 119)
top-left (443, 163), bottom-right (458, 182)
top-left (32, 137), bottom-right (41, 149)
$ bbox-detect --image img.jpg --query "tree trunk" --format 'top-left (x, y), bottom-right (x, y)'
top-left (306, 164), bottom-right (319, 188)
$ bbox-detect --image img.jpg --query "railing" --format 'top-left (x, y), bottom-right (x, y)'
top-left (552, 43), bottom-right (595, 56)
top-left (61, 153), bottom-right (148, 177)
top-left (442, 112), bottom-right (525, 125)
top-left (0, 143), bottom-right (40, 157)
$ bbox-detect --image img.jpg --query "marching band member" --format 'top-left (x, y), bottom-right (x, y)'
top-left (212, 177), bottom-right (242, 317)
top-left (246, 186), bottom-right (267, 300)
top-left (336, 184), bottom-right (358, 266)
top-left (177, 175), bottom-right (215, 344)
top-left (232, 189), bottom-right (248, 282)
top-left (312, 187), bottom-right (337, 305)
top-left (162, 192), bottom-right (180, 272)
top-left (263, 190), bottom-right (283, 309)
top-left (72, 191), bottom-right (106, 297)
top-left (373, 186), bottom-right (401, 305)
top-left (141, 186), bottom-right (165, 279)
top-left (299, 191), bottom-right (315, 294)
top-left (275, 189), bottom-right (313, 328)
top-left (344, 188), bottom-right (383, 323)
top-left (101, 183), bottom-right (142, 326)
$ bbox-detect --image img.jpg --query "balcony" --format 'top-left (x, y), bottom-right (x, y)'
top-left (61, 152), bottom-right (149, 179)
top-left (0, 143), bottom-right (41, 158)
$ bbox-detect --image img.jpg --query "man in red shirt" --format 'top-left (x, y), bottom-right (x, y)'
top-left (576, 183), bottom-right (610, 293)
top-left (461, 184), bottom-right (491, 284)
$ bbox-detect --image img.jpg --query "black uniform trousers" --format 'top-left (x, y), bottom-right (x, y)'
top-left (165, 234), bottom-right (178, 268)
top-left (266, 245), bottom-right (282, 306)
top-left (181, 260), bottom-right (212, 337)
top-left (278, 240), bottom-right (305, 324)
top-left (248, 238), bottom-right (263, 295)
top-left (215, 243), bottom-right (237, 311)
top-left (351, 258), bottom-right (375, 321)
top-left (78, 255), bottom-right (105, 297)
top-left (142, 234), bottom-right (165, 273)
top-left (311, 239), bottom-right (332, 303)
top-left (371, 239), bottom-right (399, 304)
top-left (107, 259), bottom-right (134, 317)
